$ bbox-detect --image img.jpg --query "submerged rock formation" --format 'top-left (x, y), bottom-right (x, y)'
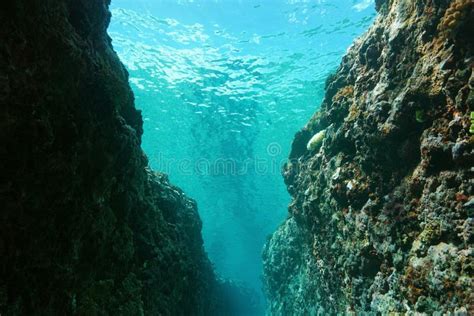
top-left (0, 0), bottom-right (235, 314)
top-left (264, 0), bottom-right (473, 314)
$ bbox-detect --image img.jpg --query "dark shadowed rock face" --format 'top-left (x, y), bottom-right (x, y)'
top-left (264, 0), bottom-right (473, 314)
top-left (0, 0), bottom-right (223, 314)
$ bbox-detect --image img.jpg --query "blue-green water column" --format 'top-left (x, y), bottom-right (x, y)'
top-left (108, 0), bottom-right (375, 306)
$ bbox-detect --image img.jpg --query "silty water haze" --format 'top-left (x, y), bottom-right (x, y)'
top-left (108, 0), bottom-right (375, 308)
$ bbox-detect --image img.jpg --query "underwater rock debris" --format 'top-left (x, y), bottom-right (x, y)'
top-left (264, 0), bottom-right (473, 314)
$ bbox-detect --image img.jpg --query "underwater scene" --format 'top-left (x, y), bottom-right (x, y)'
top-left (108, 0), bottom-right (375, 310)
top-left (2, 0), bottom-right (472, 314)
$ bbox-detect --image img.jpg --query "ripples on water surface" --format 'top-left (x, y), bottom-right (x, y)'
top-left (109, 0), bottom-right (375, 309)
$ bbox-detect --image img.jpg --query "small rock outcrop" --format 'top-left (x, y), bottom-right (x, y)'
top-left (264, 0), bottom-right (473, 314)
top-left (0, 0), bottom-right (225, 314)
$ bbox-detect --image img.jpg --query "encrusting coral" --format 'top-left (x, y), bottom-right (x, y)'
top-left (264, 0), bottom-right (473, 314)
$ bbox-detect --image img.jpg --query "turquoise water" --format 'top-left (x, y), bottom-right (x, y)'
top-left (108, 0), bottom-right (374, 310)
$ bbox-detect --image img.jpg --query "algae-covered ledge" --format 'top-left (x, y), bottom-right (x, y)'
top-left (264, 0), bottom-right (474, 314)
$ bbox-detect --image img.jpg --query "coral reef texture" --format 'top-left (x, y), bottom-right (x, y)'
top-left (0, 0), bottom-right (231, 314)
top-left (264, 0), bottom-right (473, 314)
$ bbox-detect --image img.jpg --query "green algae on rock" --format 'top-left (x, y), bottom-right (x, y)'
top-left (263, 0), bottom-right (474, 314)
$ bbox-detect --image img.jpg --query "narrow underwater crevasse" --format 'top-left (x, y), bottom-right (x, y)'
top-left (3, 0), bottom-right (471, 315)
top-left (108, 1), bottom-right (376, 311)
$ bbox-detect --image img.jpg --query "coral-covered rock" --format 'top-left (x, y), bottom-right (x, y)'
top-left (264, 0), bottom-right (473, 314)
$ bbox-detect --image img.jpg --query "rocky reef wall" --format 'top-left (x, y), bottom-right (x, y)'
top-left (263, 0), bottom-right (473, 314)
top-left (0, 0), bottom-right (225, 314)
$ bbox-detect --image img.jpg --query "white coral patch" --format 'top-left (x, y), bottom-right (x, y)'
top-left (306, 129), bottom-right (326, 151)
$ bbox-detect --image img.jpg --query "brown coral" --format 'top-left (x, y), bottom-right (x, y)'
top-left (438, 0), bottom-right (473, 39)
